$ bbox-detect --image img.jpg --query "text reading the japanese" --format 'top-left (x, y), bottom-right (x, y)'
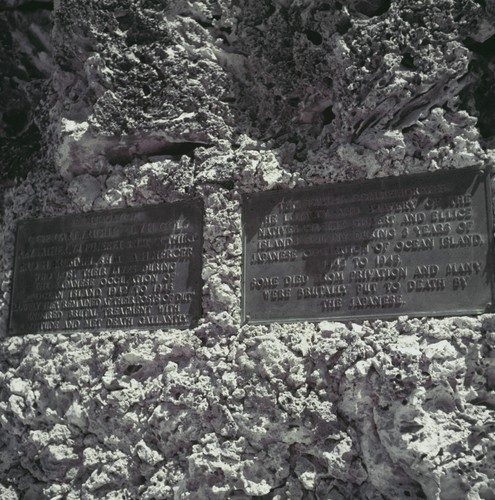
top-left (242, 168), bottom-right (493, 323)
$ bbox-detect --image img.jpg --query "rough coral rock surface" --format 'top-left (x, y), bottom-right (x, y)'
top-left (1, 0), bottom-right (495, 498)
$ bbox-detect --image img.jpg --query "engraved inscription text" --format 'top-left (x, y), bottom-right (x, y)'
top-left (9, 200), bottom-right (203, 334)
top-left (242, 169), bottom-right (493, 323)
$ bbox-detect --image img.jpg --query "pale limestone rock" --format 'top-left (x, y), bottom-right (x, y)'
top-left (135, 439), bottom-right (163, 466)
top-left (67, 174), bottom-right (102, 212)
top-left (424, 339), bottom-right (458, 361)
top-left (8, 378), bottom-right (29, 396)
top-left (64, 400), bottom-right (88, 430)
top-left (0, 485), bottom-right (18, 500)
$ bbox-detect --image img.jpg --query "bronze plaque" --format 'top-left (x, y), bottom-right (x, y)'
top-left (242, 168), bottom-right (493, 324)
top-left (9, 200), bottom-right (203, 334)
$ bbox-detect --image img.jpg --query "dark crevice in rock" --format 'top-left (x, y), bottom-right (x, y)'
top-left (105, 150), bottom-right (130, 165)
top-left (266, 3), bottom-right (276, 17)
top-left (388, 76), bottom-right (450, 130)
top-left (401, 53), bottom-right (416, 70)
top-left (3, 108), bottom-right (30, 136)
top-left (116, 11), bottom-right (135, 31)
top-left (464, 34), bottom-right (495, 57)
top-left (461, 62), bottom-right (495, 139)
top-left (322, 105), bottom-right (335, 125)
top-left (0, 1), bottom-right (53, 11)
top-left (354, 0), bottom-right (391, 17)
top-left (469, 397), bottom-right (495, 410)
top-left (142, 141), bottom-right (213, 158)
top-left (217, 32), bottom-right (231, 44)
top-left (207, 179), bottom-right (235, 190)
top-left (0, 180), bottom-right (15, 219)
top-left (305, 29), bottom-right (323, 45)
top-left (195, 18), bottom-right (213, 29)
top-left (124, 364), bottom-right (142, 375)
top-left (0, 125), bottom-right (43, 181)
top-left (418, 488), bottom-right (428, 499)
top-left (373, 0), bottom-right (392, 16)
top-left (107, 141), bottom-right (213, 165)
top-left (135, 475), bottom-right (147, 486)
top-left (336, 16), bottom-right (352, 35)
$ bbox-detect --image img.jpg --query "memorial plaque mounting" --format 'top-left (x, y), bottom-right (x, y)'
top-left (9, 200), bottom-right (203, 334)
top-left (242, 168), bottom-right (493, 324)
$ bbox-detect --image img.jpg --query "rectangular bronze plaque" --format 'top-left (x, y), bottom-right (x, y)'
top-left (242, 168), bottom-right (493, 324)
top-left (9, 200), bottom-right (203, 334)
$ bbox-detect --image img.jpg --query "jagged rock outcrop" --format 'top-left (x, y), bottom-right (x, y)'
top-left (0, 0), bottom-right (54, 182)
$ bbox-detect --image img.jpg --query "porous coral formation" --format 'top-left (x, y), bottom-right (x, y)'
top-left (0, 0), bottom-right (54, 182)
top-left (1, 0), bottom-right (495, 498)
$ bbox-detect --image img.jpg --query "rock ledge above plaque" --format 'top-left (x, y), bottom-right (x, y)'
top-left (242, 168), bottom-right (494, 324)
top-left (9, 200), bottom-right (203, 335)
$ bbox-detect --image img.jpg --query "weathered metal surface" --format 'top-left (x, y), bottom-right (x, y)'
top-left (9, 200), bottom-right (203, 334)
top-left (242, 168), bottom-right (493, 324)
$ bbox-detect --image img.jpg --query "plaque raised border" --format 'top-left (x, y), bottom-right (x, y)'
top-left (9, 199), bottom-right (204, 335)
top-left (242, 168), bottom-right (494, 324)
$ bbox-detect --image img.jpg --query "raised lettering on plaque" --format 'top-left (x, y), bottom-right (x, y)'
top-left (9, 200), bottom-right (203, 334)
top-left (242, 168), bottom-right (493, 324)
